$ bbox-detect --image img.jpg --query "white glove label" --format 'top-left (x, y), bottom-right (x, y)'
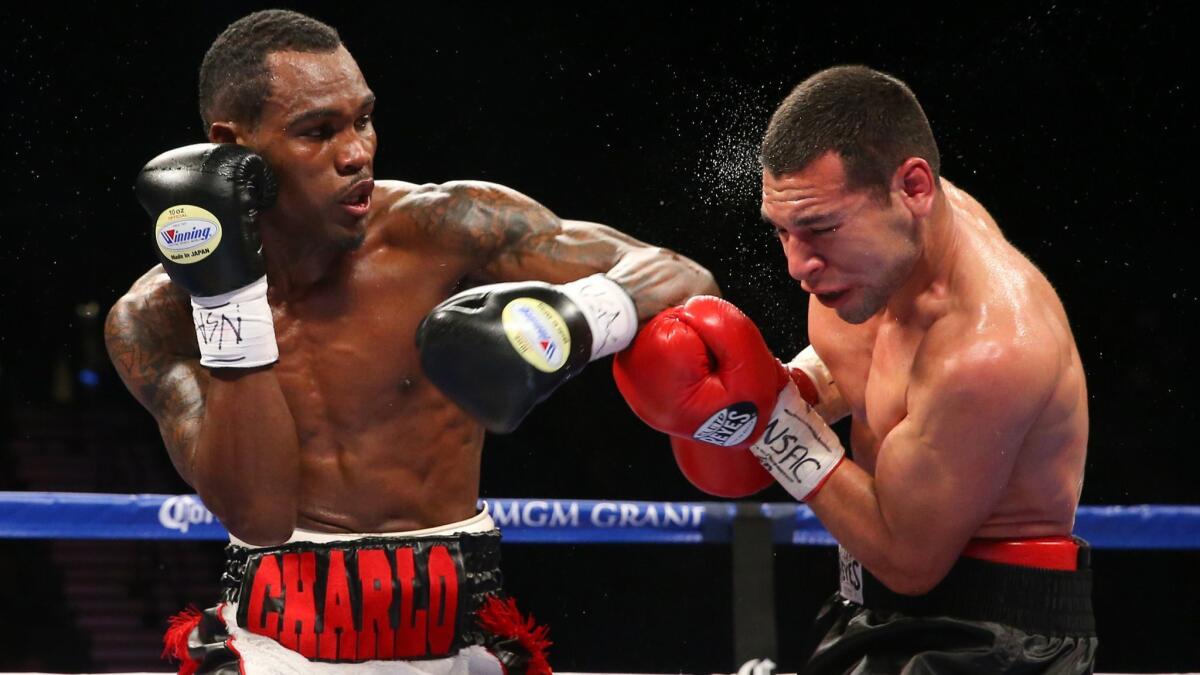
top-left (502, 298), bottom-right (571, 373)
top-left (192, 276), bottom-right (278, 368)
top-left (748, 383), bottom-right (845, 501)
top-left (156, 204), bottom-right (223, 264)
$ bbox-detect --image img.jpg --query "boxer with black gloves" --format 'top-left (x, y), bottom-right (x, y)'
top-left (106, 10), bottom-right (716, 674)
top-left (615, 66), bottom-right (1096, 674)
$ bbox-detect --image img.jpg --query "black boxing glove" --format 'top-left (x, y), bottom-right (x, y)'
top-left (417, 275), bottom-right (638, 433)
top-left (135, 143), bottom-right (280, 368)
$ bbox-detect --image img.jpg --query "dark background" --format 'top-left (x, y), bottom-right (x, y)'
top-left (2, 2), bottom-right (1197, 672)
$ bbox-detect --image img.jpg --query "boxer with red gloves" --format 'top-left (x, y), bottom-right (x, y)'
top-left (619, 65), bottom-right (1096, 674)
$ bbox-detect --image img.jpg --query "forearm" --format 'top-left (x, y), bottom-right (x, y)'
top-left (807, 461), bottom-right (957, 595)
top-left (192, 368), bottom-right (300, 544)
top-left (605, 246), bottom-right (720, 321)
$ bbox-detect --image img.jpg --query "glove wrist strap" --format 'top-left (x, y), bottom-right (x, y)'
top-left (191, 275), bottom-right (279, 368)
top-left (788, 346), bottom-right (851, 423)
top-left (559, 274), bottom-right (638, 360)
top-left (749, 382), bottom-right (846, 501)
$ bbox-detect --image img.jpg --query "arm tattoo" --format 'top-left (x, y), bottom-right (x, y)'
top-left (105, 280), bottom-right (207, 466)
top-left (438, 182), bottom-right (566, 268)
top-left (411, 181), bottom-right (717, 312)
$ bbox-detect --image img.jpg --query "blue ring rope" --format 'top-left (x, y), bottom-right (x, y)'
top-left (0, 492), bottom-right (1197, 549)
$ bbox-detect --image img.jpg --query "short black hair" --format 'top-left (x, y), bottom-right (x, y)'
top-left (760, 65), bottom-right (940, 195)
top-left (198, 9), bottom-right (342, 130)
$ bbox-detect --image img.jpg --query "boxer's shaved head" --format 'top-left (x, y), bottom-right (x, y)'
top-left (199, 9), bottom-right (342, 131)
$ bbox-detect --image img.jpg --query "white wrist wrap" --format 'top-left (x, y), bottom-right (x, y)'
top-left (559, 274), bottom-right (638, 360)
top-left (748, 381), bottom-right (846, 502)
top-left (191, 275), bottom-right (279, 368)
top-left (788, 345), bottom-right (851, 423)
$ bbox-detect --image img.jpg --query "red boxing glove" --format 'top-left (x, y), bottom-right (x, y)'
top-left (666, 357), bottom-right (825, 497)
top-left (669, 436), bottom-right (774, 497)
top-left (615, 296), bottom-right (845, 501)
top-left (614, 296), bottom-right (786, 446)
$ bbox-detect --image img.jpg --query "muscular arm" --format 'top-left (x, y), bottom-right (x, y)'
top-left (105, 269), bottom-right (300, 545)
top-left (807, 331), bottom-right (1055, 595)
top-left (414, 181), bottom-right (719, 318)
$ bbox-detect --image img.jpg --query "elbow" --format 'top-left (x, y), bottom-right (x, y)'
top-left (695, 267), bottom-right (721, 298)
top-left (660, 247), bottom-right (719, 298)
top-left (222, 513), bottom-right (296, 547)
top-left (875, 568), bottom-right (943, 597)
top-left (870, 552), bottom-right (954, 597)
top-left (201, 492), bottom-right (296, 546)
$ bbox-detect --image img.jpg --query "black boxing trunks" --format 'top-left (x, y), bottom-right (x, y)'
top-left (161, 511), bottom-right (551, 675)
top-left (801, 537), bottom-right (1097, 675)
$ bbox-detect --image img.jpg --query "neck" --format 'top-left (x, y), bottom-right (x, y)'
top-left (259, 217), bottom-right (348, 299)
top-left (885, 184), bottom-right (959, 322)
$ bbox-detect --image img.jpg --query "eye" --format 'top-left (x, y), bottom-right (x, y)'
top-left (354, 114), bottom-right (373, 131)
top-left (302, 125), bottom-right (334, 139)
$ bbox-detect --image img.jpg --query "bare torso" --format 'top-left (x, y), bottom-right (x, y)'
top-left (126, 182), bottom-right (491, 532)
top-left (111, 177), bottom-right (719, 542)
top-left (269, 181), bottom-right (485, 531)
top-left (809, 179), bottom-right (1088, 538)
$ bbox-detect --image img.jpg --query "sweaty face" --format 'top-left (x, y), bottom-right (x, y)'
top-left (760, 153), bottom-right (919, 324)
top-left (239, 46), bottom-right (377, 249)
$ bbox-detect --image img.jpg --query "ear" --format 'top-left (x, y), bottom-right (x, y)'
top-left (207, 121), bottom-right (244, 145)
top-left (892, 158), bottom-right (936, 218)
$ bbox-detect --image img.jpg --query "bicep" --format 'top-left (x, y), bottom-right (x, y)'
top-left (415, 181), bottom-right (625, 281)
top-left (873, 347), bottom-right (1048, 565)
top-left (453, 185), bottom-right (636, 283)
top-left (483, 218), bottom-right (645, 284)
top-left (483, 216), bottom-right (715, 317)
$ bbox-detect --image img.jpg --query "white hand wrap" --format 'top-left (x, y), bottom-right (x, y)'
top-left (559, 274), bottom-right (638, 360)
top-left (788, 345), bottom-right (851, 423)
top-left (191, 275), bottom-right (279, 368)
top-left (748, 381), bottom-right (846, 501)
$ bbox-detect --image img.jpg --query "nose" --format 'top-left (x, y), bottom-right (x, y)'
top-left (781, 234), bottom-right (825, 284)
top-left (336, 132), bottom-right (373, 176)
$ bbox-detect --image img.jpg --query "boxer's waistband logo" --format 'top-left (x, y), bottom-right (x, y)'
top-left (238, 539), bottom-right (465, 662)
top-left (838, 545), bottom-right (864, 605)
top-left (155, 205), bottom-right (223, 264)
top-left (692, 402), bottom-right (757, 446)
top-left (502, 298), bottom-right (570, 373)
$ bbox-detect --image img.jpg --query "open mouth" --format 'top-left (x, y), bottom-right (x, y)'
top-left (339, 179), bottom-right (375, 216)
